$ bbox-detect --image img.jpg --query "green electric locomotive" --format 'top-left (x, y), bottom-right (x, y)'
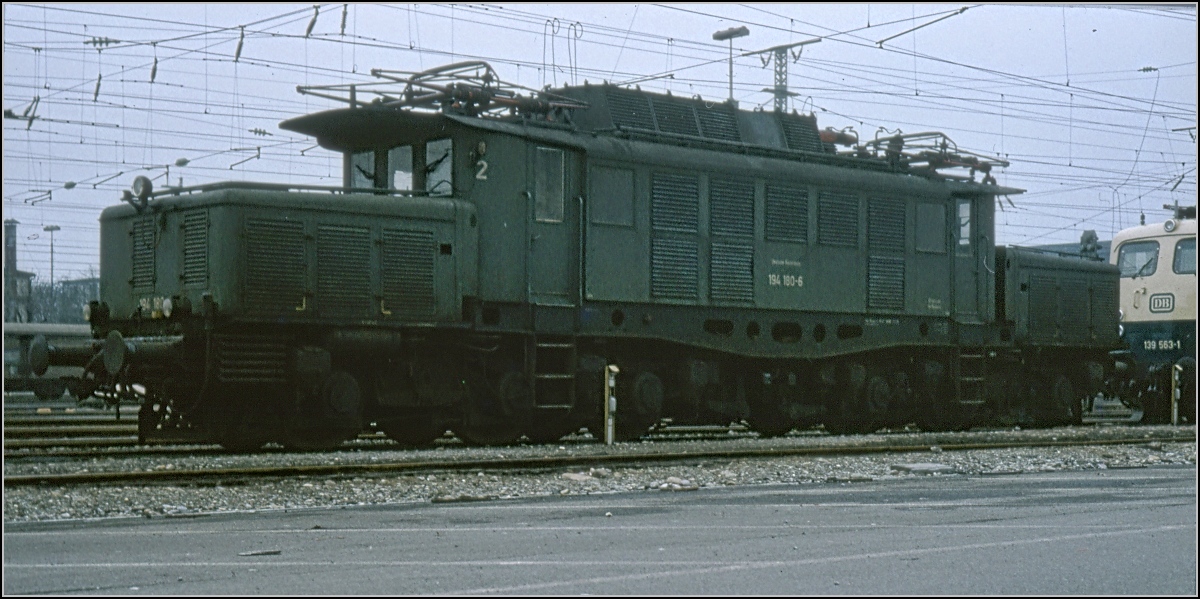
top-left (33, 62), bottom-right (1121, 449)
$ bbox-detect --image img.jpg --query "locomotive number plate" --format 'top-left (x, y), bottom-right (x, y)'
top-left (768, 273), bottom-right (804, 288)
top-left (1143, 339), bottom-right (1183, 351)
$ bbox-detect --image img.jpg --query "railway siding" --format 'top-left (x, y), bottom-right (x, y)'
top-left (4, 425), bottom-right (1194, 523)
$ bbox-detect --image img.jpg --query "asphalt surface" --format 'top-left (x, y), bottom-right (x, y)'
top-left (4, 465), bottom-right (1196, 595)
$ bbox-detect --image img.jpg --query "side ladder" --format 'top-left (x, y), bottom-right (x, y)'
top-left (527, 334), bottom-right (577, 409)
top-left (956, 347), bottom-right (986, 407)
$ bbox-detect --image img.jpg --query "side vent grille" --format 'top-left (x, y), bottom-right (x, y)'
top-left (181, 211), bottom-right (208, 287)
top-left (867, 256), bottom-right (905, 311)
top-left (1092, 279), bottom-right (1118, 337)
top-left (651, 238), bottom-right (699, 300)
top-left (711, 242), bottom-right (754, 303)
top-left (131, 216), bottom-right (156, 291)
top-left (381, 228), bottom-right (436, 318)
top-left (245, 218), bottom-right (306, 314)
top-left (652, 173), bottom-right (699, 233)
top-left (818, 191), bottom-right (858, 247)
top-left (868, 199), bottom-right (906, 311)
top-left (317, 224), bottom-right (371, 318)
top-left (696, 104), bottom-right (741, 142)
top-left (1060, 279), bottom-right (1090, 343)
top-left (709, 178), bottom-right (754, 238)
top-left (779, 114), bottom-right (824, 153)
top-left (607, 89), bottom-right (655, 131)
top-left (651, 173), bottom-right (699, 300)
top-left (607, 88), bottom-right (742, 142)
top-left (710, 178), bottom-right (754, 304)
top-left (214, 334), bottom-right (288, 383)
top-left (868, 199), bottom-right (906, 253)
top-left (1028, 275), bottom-right (1057, 342)
top-left (1094, 280), bottom-right (1118, 328)
top-left (765, 185), bottom-right (808, 243)
top-left (651, 97), bottom-right (700, 137)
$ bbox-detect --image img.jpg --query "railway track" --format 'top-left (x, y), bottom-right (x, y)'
top-left (0, 391), bottom-right (1160, 462)
top-left (5, 391), bottom-right (763, 455)
top-left (2, 412), bottom-right (758, 455)
top-left (6, 426), bottom-right (1193, 488)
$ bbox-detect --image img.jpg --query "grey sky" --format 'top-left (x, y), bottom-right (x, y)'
top-left (3, 3), bottom-right (1195, 282)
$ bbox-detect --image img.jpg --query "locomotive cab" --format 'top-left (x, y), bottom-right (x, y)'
top-left (1110, 211), bottom-right (1197, 422)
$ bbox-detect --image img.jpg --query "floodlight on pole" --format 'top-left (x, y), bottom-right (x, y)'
top-left (713, 26), bottom-right (749, 102)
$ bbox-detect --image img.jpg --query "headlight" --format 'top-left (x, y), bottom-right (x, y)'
top-left (1118, 309), bottom-right (1124, 322)
top-left (162, 297), bottom-right (173, 318)
top-left (82, 303), bottom-right (91, 322)
top-left (1118, 324), bottom-right (1125, 338)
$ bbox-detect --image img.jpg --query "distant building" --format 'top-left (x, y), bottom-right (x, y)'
top-left (57, 277), bottom-right (100, 323)
top-left (60, 277), bottom-right (100, 299)
top-left (4, 219), bottom-right (36, 323)
top-left (1028, 230), bottom-right (1111, 262)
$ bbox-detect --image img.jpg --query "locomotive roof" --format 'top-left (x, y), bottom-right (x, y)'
top-left (281, 62), bottom-right (1023, 196)
top-left (1111, 214), bottom-right (1197, 245)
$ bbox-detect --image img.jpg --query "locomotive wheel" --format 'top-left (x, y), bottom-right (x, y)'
top-left (1051, 374), bottom-right (1082, 426)
top-left (378, 411), bottom-right (447, 447)
top-left (285, 370), bottom-right (362, 451)
top-left (826, 375), bottom-right (888, 435)
top-left (746, 371), bottom-right (802, 437)
top-left (455, 369), bottom-right (529, 446)
top-left (1137, 369), bottom-right (1171, 425)
top-left (1036, 373), bottom-right (1080, 428)
top-left (913, 362), bottom-right (963, 432)
top-left (614, 371), bottom-right (663, 442)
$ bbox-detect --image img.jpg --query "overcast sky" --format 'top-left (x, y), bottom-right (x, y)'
top-left (3, 3), bottom-right (1196, 282)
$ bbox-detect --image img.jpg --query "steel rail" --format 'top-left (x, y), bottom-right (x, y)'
top-left (5, 433), bottom-right (1194, 488)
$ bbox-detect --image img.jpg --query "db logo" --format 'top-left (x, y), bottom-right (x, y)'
top-left (1149, 293), bottom-right (1175, 313)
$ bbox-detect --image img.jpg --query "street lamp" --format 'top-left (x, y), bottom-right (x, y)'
top-left (43, 224), bottom-right (60, 321)
top-left (713, 26), bottom-right (749, 103)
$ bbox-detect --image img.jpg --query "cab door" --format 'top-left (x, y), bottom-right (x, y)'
top-left (528, 146), bottom-right (580, 306)
top-left (954, 196), bottom-right (981, 323)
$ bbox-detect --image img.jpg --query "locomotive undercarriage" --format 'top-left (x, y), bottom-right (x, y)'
top-left (43, 319), bottom-right (1107, 449)
top-left (1107, 357), bottom-right (1197, 425)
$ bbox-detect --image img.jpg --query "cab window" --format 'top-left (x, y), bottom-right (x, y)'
top-left (1117, 240), bottom-right (1159, 278)
top-left (351, 150), bottom-right (375, 189)
top-left (1174, 237), bottom-right (1196, 275)
top-left (425, 139), bottom-right (453, 196)
top-left (956, 199), bottom-right (972, 255)
top-left (389, 146), bottom-right (413, 190)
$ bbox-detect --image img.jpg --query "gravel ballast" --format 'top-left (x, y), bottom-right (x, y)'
top-left (4, 425), bottom-right (1194, 523)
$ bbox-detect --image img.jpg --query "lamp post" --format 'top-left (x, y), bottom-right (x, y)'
top-left (712, 26), bottom-right (749, 102)
top-left (43, 224), bottom-right (59, 321)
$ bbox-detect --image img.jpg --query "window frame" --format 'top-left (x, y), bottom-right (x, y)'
top-left (1173, 237), bottom-right (1196, 275)
top-left (1116, 239), bottom-right (1160, 278)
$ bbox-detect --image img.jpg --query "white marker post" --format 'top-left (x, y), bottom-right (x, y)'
top-left (1172, 363), bottom-right (1182, 425)
top-left (604, 364), bottom-right (619, 445)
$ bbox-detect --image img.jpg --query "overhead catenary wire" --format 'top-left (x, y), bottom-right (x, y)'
top-left (3, 3), bottom-right (1194, 279)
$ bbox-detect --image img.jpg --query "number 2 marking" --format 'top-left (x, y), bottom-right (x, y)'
top-left (475, 159), bottom-right (489, 180)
